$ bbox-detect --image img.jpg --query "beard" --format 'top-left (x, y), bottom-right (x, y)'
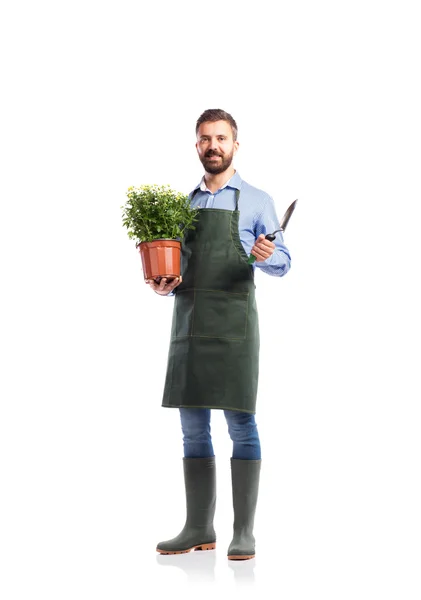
top-left (199, 149), bottom-right (235, 175)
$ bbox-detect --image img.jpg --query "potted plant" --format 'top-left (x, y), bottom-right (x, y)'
top-left (121, 184), bottom-right (199, 283)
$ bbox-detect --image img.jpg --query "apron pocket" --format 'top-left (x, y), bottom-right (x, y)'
top-left (193, 289), bottom-right (249, 340)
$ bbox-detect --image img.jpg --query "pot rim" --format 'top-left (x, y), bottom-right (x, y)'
top-left (137, 238), bottom-right (181, 247)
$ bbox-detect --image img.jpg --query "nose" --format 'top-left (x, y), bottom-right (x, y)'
top-left (205, 138), bottom-right (221, 156)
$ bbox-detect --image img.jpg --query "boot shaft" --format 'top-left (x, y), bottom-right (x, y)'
top-left (230, 458), bottom-right (261, 530)
top-left (183, 457), bottom-right (216, 527)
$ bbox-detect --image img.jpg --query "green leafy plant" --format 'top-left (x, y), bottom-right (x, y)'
top-left (121, 184), bottom-right (199, 245)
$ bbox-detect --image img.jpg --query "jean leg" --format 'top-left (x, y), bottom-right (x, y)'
top-left (224, 410), bottom-right (261, 460)
top-left (179, 408), bottom-right (214, 458)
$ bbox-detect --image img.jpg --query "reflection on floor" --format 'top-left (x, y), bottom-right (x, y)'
top-left (156, 549), bottom-right (256, 583)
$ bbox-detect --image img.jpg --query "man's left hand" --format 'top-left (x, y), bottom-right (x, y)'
top-left (250, 234), bottom-right (276, 262)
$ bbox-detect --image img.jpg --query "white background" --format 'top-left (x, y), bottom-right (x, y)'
top-left (1, 0), bottom-right (420, 598)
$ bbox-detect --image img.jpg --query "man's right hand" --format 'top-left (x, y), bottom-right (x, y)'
top-left (145, 276), bottom-right (183, 296)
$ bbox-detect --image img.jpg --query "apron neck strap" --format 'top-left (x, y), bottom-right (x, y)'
top-left (234, 188), bottom-right (240, 210)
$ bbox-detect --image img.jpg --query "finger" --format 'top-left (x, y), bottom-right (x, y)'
top-left (254, 240), bottom-right (272, 253)
top-left (166, 277), bottom-right (181, 290)
top-left (254, 247), bottom-right (273, 259)
top-left (170, 275), bottom-right (183, 288)
top-left (253, 246), bottom-right (271, 261)
top-left (254, 251), bottom-right (268, 261)
top-left (257, 239), bottom-right (275, 250)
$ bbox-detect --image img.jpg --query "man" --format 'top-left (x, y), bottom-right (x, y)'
top-left (147, 109), bottom-right (291, 560)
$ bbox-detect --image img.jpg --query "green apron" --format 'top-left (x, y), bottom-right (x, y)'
top-left (162, 189), bottom-right (260, 414)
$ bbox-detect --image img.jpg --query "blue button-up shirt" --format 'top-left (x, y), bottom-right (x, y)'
top-left (191, 171), bottom-right (291, 277)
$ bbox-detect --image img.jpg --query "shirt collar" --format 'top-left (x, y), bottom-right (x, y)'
top-left (194, 171), bottom-right (242, 193)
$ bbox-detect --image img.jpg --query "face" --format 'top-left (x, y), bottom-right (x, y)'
top-left (196, 120), bottom-right (239, 175)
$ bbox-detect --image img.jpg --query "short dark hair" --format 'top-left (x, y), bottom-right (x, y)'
top-left (196, 109), bottom-right (238, 141)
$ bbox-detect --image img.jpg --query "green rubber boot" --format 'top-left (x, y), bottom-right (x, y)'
top-left (156, 457), bottom-right (216, 554)
top-left (227, 458), bottom-right (261, 560)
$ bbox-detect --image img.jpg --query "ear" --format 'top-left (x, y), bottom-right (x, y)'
top-left (233, 141), bottom-right (239, 154)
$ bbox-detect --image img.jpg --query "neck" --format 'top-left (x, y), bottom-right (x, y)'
top-left (204, 167), bottom-right (235, 193)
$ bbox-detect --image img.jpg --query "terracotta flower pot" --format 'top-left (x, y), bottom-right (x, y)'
top-left (138, 239), bottom-right (181, 282)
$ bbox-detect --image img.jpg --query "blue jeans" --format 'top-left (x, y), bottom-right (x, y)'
top-left (179, 408), bottom-right (261, 460)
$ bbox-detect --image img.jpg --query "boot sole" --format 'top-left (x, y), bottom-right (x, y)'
top-left (227, 554), bottom-right (255, 560)
top-left (156, 542), bottom-right (216, 555)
